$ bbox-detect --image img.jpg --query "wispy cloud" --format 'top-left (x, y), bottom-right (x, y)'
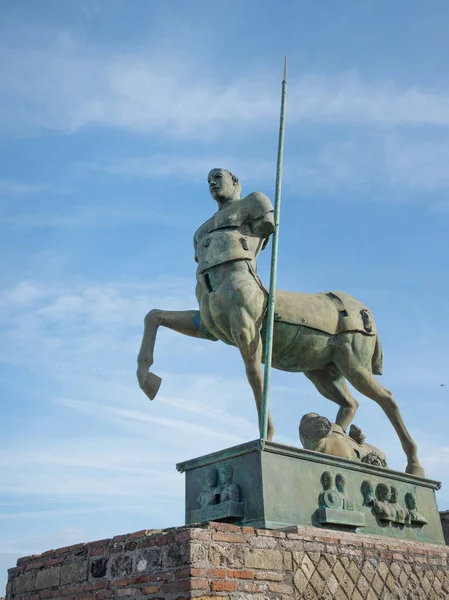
top-left (3, 31), bottom-right (449, 138)
top-left (86, 133), bottom-right (449, 201)
top-left (0, 180), bottom-right (47, 195)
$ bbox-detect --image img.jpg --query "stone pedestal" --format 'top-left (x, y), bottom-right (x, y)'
top-left (6, 522), bottom-right (449, 600)
top-left (177, 440), bottom-right (444, 545)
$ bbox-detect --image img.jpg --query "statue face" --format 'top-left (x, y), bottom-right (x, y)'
top-left (219, 465), bottom-right (232, 485)
top-left (205, 468), bottom-right (218, 487)
top-left (377, 484), bottom-right (391, 502)
top-left (406, 493), bottom-right (416, 510)
top-left (335, 475), bottom-right (345, 492)
top-left (208, 169), bottom-right (236, 202)
top-left (322, 471), bottom-right (332, 490)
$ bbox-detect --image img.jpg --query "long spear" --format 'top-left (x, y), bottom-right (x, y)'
top-left (260, 57), bottom-right (287, 440)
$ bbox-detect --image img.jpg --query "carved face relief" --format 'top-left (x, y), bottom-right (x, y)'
top-left (335, 474), bottom-right (346, 493)
top-left (405, 492), bottom-right (417, 510)
top-left (321, 471), bottom-right (333, 490)
top-left (205, 468), bottom-right (218, 488)
top-left (219, 464), bottom-right (233, 486)
top-left (376, 483), bottom-right (391, 502)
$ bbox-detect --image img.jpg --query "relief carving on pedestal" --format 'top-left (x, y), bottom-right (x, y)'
top-left (317, 471), bottom-right (365, 528)
top-left (191, 463), bottom-right (244, 523)
top-left (361, 481), bottom-right (427, 526)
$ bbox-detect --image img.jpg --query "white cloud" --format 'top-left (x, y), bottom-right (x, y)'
top-left (3, 32), bottom-right (449, 138)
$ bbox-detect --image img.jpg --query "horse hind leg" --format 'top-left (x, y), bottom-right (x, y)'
top-left (305, 366), bottom-right (359, 431)
top-left (333, 341), bottom-right (424, 477)
top-left (230, 320), bottom-right (275, 441)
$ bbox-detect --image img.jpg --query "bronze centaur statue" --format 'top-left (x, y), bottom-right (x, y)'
top-left (137, 168), bottom-right (424, 477)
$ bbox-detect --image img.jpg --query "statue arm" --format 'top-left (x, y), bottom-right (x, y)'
top-left (251, 211), bottom-right (275, 238)
top-left (245, 192), bottom-right (275, 239)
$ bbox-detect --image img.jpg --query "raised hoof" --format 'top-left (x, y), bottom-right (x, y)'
top-left (141, 372), bottom-right (162, 400)
top-left (406, 463), bottom-right (425, 478)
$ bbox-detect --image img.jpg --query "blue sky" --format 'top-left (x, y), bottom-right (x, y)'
top-left (1, 0), bottom-right (449, 592)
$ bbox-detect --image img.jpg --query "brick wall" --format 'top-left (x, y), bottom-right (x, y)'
top-left (6, 522), bottom-right (449, 600)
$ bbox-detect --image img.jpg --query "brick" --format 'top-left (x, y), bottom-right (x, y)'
top-left (190, 578), bottom-right (209, 590)
top-left (209, 522), bottom-right (242, 532)
top-left (255, 570), bottom-right (283, 581)
top-left (117, 588), bottom-right (136, 597)
top-left (227, 569), bottom-right (254, 579)
top-left (211, 532), bottom-right (247, 543)
top-left (142, 585), bottom-right (160, 594)
top-left (255, 529), bottom-right (285, 538)
top-left (43, 557), bottom-right (64, 568)
top-left (129, 574), bottom-right (152, 584)
top-left (211, 580), bottom-right (238, 592)
top-left (129, 529), bottom-right (150, 540)
top-left (241, 526), bottom-right (255, 534)
top-left (189, 529), bottom-right (212, 541)
top-left (191, 568), bottom-right (226, 578)
top-left (113, 535), bottom-right (127, 543)
top-left (113, 578), bottom-right (129, 587)
top-left (26, 560), bottom-right (44, 570)
top-left (123, 541), bottom-right (137, 551)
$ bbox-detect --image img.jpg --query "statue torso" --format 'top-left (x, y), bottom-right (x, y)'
top-left (194, 192), bottom-right (273, 274)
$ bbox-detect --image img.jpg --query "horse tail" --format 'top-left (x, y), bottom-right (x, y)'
top-left (372, 335), bottom-right (383, 375)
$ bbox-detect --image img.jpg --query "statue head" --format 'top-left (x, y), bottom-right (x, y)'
top-left (405, 492), bottom-right (417, 510)
top-left (390, 486), bottom-right (398, 503)
top-left (205, 467), bottom-right (218, 488)
top-left (208, 168), bottom-right (241, 204)
top-left (335, 473), bottom-right (346, 493)
top-left (376, 483), bottom-right (391, 502)
top-left (219, 463), bottom-right (234, 486)
top-left (299, 413), bottom-right (332, 447)
top-left (321, 471), bottom-right (333, 491)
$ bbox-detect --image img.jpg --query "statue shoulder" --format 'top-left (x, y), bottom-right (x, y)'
top-left (243, 192), bottom-right (274, 218)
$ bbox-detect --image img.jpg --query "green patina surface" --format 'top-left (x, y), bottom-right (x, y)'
top-left (177, 440), bottom-right (444, 545)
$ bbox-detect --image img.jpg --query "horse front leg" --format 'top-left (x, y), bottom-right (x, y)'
top-left (137, 309), bottom-right (212, 400)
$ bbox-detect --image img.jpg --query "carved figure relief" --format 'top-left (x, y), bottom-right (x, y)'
top-left (197, 467), bottom-right (221, 507)
top-left (317, 471), bottom-right (364, 528)
top-left (361, 481), bottom-right (427, 527)
top-left (191, 463), bottom-right (244, 523)
top-left (405, 492), bottom-right (428, 525)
